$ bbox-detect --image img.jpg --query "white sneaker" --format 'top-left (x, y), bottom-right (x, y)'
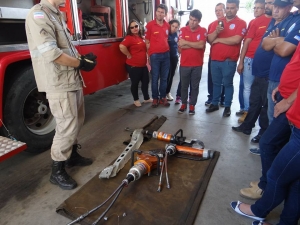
top-left (166, 93), bottom-right (174, 101)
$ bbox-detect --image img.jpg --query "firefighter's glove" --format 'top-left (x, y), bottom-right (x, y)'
top-left (82, 52), bottom-right (97, 61)
top-left (76, 54), bottom-right (97, 71)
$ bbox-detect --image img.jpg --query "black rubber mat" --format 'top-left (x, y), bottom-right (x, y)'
top-left (57, 116), bottom-right (219, 225)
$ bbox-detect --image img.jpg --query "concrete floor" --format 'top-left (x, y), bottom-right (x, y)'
top-left (0, 56), bottom-right (295, 225)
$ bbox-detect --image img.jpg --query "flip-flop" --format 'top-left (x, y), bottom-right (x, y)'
top-left (252, 220), bottom-right (272, 225)
top-left (252, 220), bottom-right (264, 225)
top-left (230, 201), bottom-right (265, 221)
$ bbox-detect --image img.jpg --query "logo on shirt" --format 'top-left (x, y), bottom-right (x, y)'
top-left (174, 37), bottom-right (178, 42)
top-left (294, 35), bottom-right (300, 41)
top-left (34, 12), bottom-right (44, 19)
top-left (258, 26), bottom-right (266, 29)
top-left (229, 24), bottom-right (235, 30)
top-left (197, 34), bottom-right (200, 40)
top-left (242, 28), bottom-right (246, 35)
top-left (154, 32), bottom-right (159, 34)
top-left (287, 23), bottom-right (296, 34)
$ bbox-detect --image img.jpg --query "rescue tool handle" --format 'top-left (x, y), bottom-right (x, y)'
top-left (174, 129), bottom-right (183, 138)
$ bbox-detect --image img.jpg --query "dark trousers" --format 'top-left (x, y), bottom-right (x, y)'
top-left (166, 56), bottom-right (178, 94)
top-left (207, 57), bottom-right (225, 102)
top-left (242, 76), bottom-right (269, 134)
top-left (258, 111), bottom-right (291, 190)
top-left (126, 64), bottom-right (150, 101)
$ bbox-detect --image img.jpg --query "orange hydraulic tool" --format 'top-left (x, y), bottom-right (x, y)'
top-left (165, 143), bottom-right (215, 160)
top-left (145, 129), bottom-right (205, 150)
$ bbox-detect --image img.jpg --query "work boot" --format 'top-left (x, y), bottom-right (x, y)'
top-left (66, 144), bottom-right (93, 168)
top-left (223, 107), bottom-right (231, 117)
top-left (250, 181), bottom-right (259, 187)
top-left (238, 111), bottom-right (248, 123)
top-left (240, 186), bottom-right (263, 200)
top-left (206, 104), bottom-right (219, 113)
top-left (50, 161), bottom-right (77, 190)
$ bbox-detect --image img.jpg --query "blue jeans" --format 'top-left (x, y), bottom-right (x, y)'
top-left (207, 57), bottom-right (225, 102)
top-left (242, 57), bottom-right (255, 111)
top-left (252, 126), bottom-right (300, 225)
top-left (211, 60), bottom-right (237, 107)
top-left (150, 52), bottom-right (170, 99)
top-left (258, 112), bottom-right (291, 190)
top-left (267, 81), bottom-right (280, 124)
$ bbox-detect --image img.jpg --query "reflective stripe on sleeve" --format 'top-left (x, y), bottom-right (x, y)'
top-left (37, 41), bottom-right (57, 53)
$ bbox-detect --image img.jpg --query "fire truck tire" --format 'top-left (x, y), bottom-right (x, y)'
top-left (3, 67), bottom-right (55, 153)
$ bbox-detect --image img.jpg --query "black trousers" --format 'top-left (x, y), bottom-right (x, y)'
top-left (126, 64), bottom-right (150, 101)
top-left (166, 56), bottom-right (178, 94)
top-left (242, 76), bottom-right (269, 134)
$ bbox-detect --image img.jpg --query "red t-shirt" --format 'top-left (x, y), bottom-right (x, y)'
top-left (179, 25), bottom-right (207, 66)
top-left (245, 15), bottom-right (271, 58)
top-left (287, 80), bottom-right (300, 128)
top-left (278, 43), bottom-right (300, 99)
top-left (121, 35), bottom-right (147, 67)
top-left (145, 20), bottom-right (170, 56)
top-left (208, 16), bottom-right (247, 61)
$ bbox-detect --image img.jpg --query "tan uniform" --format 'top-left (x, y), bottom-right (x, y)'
top-left (25, 0), bottom-right (84, 161)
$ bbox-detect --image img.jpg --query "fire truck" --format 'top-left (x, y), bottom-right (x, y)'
top-left (0, 0), bottom-right (193, 162)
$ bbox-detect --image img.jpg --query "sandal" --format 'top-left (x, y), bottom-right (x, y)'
top-left (230, 201), bottom-right (265, 221)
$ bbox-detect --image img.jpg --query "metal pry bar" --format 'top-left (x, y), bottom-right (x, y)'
top-left (99, 129), bottom-right (144, 179)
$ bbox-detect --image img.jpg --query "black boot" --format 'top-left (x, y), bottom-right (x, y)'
top-left (66, 144), bottom-right (93, 168)
top-left (50, 161), bottom-right (77, 190)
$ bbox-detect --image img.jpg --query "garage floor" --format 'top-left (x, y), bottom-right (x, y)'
top-left (0, 56), bottom-right (292, 225)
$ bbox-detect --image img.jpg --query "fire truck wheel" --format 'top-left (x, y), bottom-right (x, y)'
top-left (3, 67), bottom-right (55, 153)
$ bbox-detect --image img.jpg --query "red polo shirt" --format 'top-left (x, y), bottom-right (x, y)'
top-left (245, 15), bottom-right (271, 58)
top-left (121, 35), bottom-right (147, 67)
top-left (278, 43), bottom-right (300, 99)
top-left (145, 20), bottom-right (170, 56)
top-left (287, 81), bottom-right (300, 128)
top-left (208, 16), bottom-right (247, 61)
top-left (179, 25), bottom-right (207, 66)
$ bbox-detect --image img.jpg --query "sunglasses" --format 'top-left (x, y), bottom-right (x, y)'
top-left (130, 25), bottom-right (139, 29)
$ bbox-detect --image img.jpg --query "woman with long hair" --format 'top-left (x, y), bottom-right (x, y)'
top-left (119, 19), bottom-right (152, 107)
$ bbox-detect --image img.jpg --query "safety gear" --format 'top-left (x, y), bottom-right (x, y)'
top-left (50, 161), bottom-right (77, 190)
top-left (66, 144), bottom-right (93, 168)
top-left (76, 54), bottom-right (97, 71)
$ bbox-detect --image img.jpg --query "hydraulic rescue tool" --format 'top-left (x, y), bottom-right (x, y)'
top-left (67, 149), bottom-right (165, 225)
top-left (145, 129), bottom-right (205, 149)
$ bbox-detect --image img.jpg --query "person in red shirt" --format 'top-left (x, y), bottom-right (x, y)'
top-left (145, 4), bottom-right (170, 107)
top-left (205, 3), bottom-right (226, 107)
top-left (119, 19), bottom-right (152, 107)
top-left (206, 0), bottom-right (247, 117)
top-left (177, 9), bottom-right (207, 115)
top-left (236, 0), bottom-right (272, 124)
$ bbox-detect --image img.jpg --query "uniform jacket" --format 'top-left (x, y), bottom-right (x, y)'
top-left (25, 0), bottom-right (82, 93)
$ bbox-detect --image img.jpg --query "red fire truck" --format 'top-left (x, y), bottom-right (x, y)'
top-left (0, 0), bottom-right (193, 161)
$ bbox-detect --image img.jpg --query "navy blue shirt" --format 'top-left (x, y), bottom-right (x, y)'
top-left (168, 32), bottom-right (178, 57)
top-left (252, 19), bottom-right (277, 78)
top-left (269, 12), bottom-right (300, 82)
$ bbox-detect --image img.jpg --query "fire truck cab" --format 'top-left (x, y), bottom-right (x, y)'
top-left (0, 0), bottom-right (193, 162)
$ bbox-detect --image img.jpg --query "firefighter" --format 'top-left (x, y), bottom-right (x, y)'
top-left (25, 0), bottom-right (97, 190)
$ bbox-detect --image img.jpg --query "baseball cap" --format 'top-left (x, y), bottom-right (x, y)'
top-left (273, 0), bottom-right (293, 7)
